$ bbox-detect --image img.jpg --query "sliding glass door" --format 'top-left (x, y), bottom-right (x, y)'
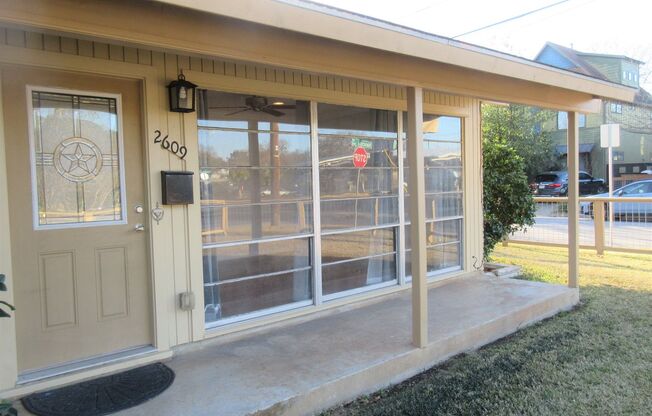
top-left (198, 90), bottom-right (313, 325)
top-left (197, 89), bottom-right (465, 326)
top-left (317, 103), bottom-right (400, 298)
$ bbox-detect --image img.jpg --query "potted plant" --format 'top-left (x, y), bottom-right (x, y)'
top-left (0, 274), bottom-right (17, 416)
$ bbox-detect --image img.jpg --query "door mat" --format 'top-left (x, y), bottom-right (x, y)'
top-left (21, 362), bottom-right (174, 416)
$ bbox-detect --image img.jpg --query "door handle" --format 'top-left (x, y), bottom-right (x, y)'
top-left (134, 224), bottom-right (145, 232)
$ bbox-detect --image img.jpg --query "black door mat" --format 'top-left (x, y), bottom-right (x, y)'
top-left (21, 362), bottom-right (174, 416)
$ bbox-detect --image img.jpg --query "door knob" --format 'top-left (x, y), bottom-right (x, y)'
top-left (134, 224), bottom-right (145, 232)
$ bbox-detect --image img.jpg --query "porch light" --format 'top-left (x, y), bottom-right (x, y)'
top-left (167, 71), bottom-right (197, 113)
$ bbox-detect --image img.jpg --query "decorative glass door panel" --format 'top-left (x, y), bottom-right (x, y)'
top-left (29, 89), bottom-right (125, 228)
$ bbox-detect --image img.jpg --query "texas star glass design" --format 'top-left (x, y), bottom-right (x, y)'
top-left (31, 90), bottom-right (123, 226)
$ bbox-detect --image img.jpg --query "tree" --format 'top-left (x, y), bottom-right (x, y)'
top-left (483, 138), bottom-right (535, 259)
top-left (482, 103), bottom-right (557, 180)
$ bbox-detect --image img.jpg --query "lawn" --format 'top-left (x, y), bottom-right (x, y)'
top-left (323, 244), bottom-right (652, 415)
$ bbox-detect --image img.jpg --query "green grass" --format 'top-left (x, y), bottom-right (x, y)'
top-left (322, 244), bottom-right (652, 416)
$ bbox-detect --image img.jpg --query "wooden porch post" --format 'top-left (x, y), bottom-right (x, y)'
top-left (567, 112), bottom-right (579, 288)
top-left (406, 86), bottom-right (428, 348)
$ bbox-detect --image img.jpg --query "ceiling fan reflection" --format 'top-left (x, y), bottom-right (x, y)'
top-left (209, 96), bottom-right (296, 117)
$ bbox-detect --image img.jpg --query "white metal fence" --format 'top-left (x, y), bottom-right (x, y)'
top-left (509, 197), bottom-right (652, 253)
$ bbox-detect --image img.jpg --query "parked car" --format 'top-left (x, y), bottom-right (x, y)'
top-left (533, 171), bottom-right (606, 197)
top-left (580, 180), bottom-right (652, 219)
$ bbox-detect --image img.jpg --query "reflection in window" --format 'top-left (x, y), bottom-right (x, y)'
top-left (403, 115), bottom-right (463, 276)
top-left (30, 90), bottom-right (124, 227)
top-left (198, 90), bottom-right (313, 324)
top-left (318, 103), bottom-right (399, 296)
top-left (321, 228), bottom-right (397, 295)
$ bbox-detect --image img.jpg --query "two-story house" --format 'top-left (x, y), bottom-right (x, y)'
top-left (536, 42), bottom-right (652, 185)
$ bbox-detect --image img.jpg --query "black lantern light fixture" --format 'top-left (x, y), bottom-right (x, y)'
top-left (167, 70), bottom-right (197, 113)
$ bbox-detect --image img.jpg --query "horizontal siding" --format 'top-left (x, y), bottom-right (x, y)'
top-left (0, 26), bottom-right (469, 107)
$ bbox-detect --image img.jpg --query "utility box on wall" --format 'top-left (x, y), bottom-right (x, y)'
top-left (161, 171), bottom-right (194, 205)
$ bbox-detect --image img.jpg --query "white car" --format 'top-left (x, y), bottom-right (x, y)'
top-left (580, 180), bottom-right (652, 219)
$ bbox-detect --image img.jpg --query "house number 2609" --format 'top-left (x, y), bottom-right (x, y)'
top-left (153, 130), bottom-right (187, 160)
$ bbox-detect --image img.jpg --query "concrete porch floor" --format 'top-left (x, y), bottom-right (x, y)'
top-left (24, 275), bottom-right (579, 416)
top-left (119, 276), bottom-right (577, 416)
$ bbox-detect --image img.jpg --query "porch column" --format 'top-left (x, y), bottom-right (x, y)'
top-left (406, 86), bottom-right (428, 348)
top-left (567, 112), bottom-right (579, 288)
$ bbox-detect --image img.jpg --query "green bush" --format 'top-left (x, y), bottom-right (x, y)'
top-left (483, 139), bottom-right (535, 258)
top-left (0, 275), bottom-right (17, 416)
top-left (0, 274), bottom-right (14, 318)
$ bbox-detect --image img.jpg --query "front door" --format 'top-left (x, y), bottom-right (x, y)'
top-left (2, 66), bottom-right (152, 373)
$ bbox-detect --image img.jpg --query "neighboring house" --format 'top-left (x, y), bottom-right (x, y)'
top-left (536, 42), bottom-right (652, 185)
top-left (0, 1), bottom-right (634, 413)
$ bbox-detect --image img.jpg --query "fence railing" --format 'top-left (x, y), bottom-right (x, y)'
top-left (508, 196), bottom-right (652, 254)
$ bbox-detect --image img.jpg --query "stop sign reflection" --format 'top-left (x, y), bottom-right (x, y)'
top-left (352, 147), bottom-right (368, 168)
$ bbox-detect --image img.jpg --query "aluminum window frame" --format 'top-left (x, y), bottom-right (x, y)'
top-left (402, 114), bottom-right (465, 280)
top-left (198, 109), bottom-right (316, 327)
top-left (198, 92), bottom-right (468, 328)
top-left (316, 103), bottom-right (402, 300)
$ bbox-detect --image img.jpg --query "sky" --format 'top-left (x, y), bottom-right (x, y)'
top-left (314, 0), bottom-right (652, 91)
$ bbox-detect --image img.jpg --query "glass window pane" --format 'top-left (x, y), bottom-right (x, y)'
top-left (405, 219), bottom-right (462, 274)
top-left (318, 102), bottom-right (399, 236)
top-left (201, 201), bottom-right (313, 244)
top-left (204, 270), bottom-right (311, 322)
top-left (199, 167), bottom-right (312, 205)
top-left (319, 136), bottom-right (398, 166)
top-left (319, 167), bottom-right (397, 199)
top-left (402, 114), bottom-right (461, 142)
top-left (427, 219), bottom-right (462, 246)
top-left (322, 228), bottom-right (396, 264)
top-left (322, 253), bottom-right (396, 296)
top-left (423, 141), bottom-right (462, 166)
top-left (199, 90), bottom-right (310, 133)
top-left (404, 244), bottom-right (461, 277)
top-left (320, 197), bottom-right (398, 230)
top-left (203, 239), bottom-right (310, 284)
top-left (31, 91), bottom-right (123, 227)
top-left (424, 167), bottom-right (463, 193)
top-left (405, 219), bottom-right (462, 249)
top-left (199, 129), bottom-right (311, 168)
top-left (321, 228), bottom-right (397, 296)
top-left (404, 193), bottom-right (463, 222)
top-left (318, 103), bottom-right (398, 136)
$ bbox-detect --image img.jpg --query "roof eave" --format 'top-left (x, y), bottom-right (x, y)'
top-left (156, 0), bottom-right (636, 103)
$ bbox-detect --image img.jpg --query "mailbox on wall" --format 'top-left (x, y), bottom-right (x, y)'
top-left (161, 171), bottom-right (194, 205)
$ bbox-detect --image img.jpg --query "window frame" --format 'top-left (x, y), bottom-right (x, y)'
top-left (26, 85), bottom-right (128, 231)
top-left (402, 114), bottom-right (465, 280)
top-left (196, 90), bottom-right (468, 328)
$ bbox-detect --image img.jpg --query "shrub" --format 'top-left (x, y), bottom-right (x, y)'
top-left (483, 139), bottom-right (535, 258)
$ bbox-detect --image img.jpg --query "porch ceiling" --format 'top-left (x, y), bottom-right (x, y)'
top-left (157, 0), bottom-right (635, 106)
top-left (0, 0), bottom-right (634, 113)
top-left (14, 276), bottom-right (577, 416)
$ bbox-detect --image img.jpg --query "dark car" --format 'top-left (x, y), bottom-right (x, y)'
top-left (533, 171), bottom-right (606, 196)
